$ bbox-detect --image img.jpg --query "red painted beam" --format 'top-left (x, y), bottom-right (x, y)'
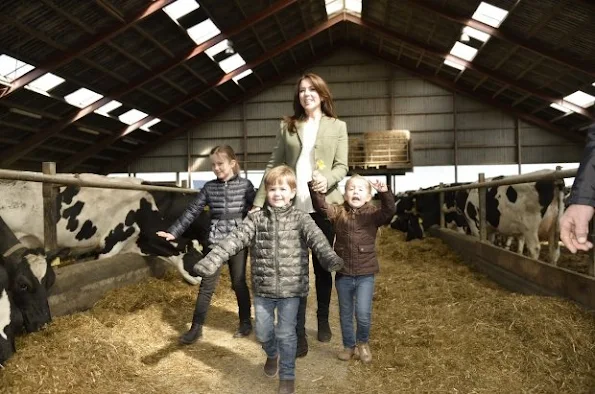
top-left (356, 45), bottom-right (584, 143)
top-left (405, 0), bottom-right (595, 79)
top-left (0, 0), bottom-right (176, 98)
top-left (0, 0), bottom-right (299, 167)
top-left (344, 14), bottom-right (594, 120)
top-left (62, 13), bottom-right (345, 171)
top-left (99, 47), bottom-right (343, 174)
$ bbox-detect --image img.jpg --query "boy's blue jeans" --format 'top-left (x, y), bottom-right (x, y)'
top-left (254, 296), bottom-right (300, 380)
top-left (335, 273), bottom-right (376, 349)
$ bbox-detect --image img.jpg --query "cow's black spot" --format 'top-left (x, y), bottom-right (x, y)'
top-left (102, 223), bottom-right (135, 254)
top-left (62, 201), bottom-right (84, 232)
top-left (57, 186), bottom-right (79, 206)
top-left (534, 180), bottom-right (555, 217)
top-left (486, 187), bottom-right (500, 228)
top-left (125, 210), bottom-right (136, 227)
top-left (76, 220), bottom-right (97, 241)
top-left (506, 186), bottom-right (518, 203)
top-left (466, 201), bottom-right (477, 222)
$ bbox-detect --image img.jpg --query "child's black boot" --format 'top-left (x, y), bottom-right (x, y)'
top-left (179, 323), bottom-right (202, 345)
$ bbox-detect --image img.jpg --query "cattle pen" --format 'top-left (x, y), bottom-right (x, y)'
top-left (0, 165), bottom-right (200, 316)
top-left (406, 167), bottom-right (595, 312)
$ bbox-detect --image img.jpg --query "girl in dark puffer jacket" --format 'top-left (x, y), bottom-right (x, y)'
top-left (157, 145), bottom-right (255, 344)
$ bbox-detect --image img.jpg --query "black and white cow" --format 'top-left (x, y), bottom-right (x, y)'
top-left (0, 174), bottom-right (205, 285)
top-left (457, 170), bottom-right (563, 263)
top-left (0, 215), bottom-right (60, 333)
top-left (0, 262), bottom-right (21, 367)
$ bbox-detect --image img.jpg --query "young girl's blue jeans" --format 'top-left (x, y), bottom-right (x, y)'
top-left (335, 273), bottom-right (376, 348)
top-left (254, 296), bottom-right (300, 380)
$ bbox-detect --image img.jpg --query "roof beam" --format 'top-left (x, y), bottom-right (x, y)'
top-left (405, 0), bottom-right (595, 79)
top-left (63, 14), bottom-right (346, 171)
top-left (344, 14), bottom-right (594, 120)
top-left (355, 45), bottom-right (584, 144)
top-left (0, 0), bottom-right (299, 167)
top-left (0, 0), bottom-right (175, 99)
top-left (100, 46), bottom-right (343, 174)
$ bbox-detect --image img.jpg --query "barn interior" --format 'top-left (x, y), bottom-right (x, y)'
top-left (0, 1), bottom-right (594, 393)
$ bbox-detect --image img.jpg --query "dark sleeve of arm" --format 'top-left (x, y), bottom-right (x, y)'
top-left (308, 181), bottom-right (338, 220)
top-left (301, 215), bottom-right (344, 272)
top-left (568, 124), bottom-right (595, 207)
top-left (244, 180), bottom-right (256, 215)
top-left (373, 190), bottom-right (396, 226)
top-left (194, 215), bottom-right (256, 277)
top-left (167, 188), bottom-right (208, 238)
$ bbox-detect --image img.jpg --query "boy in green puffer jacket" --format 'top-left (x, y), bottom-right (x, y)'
top-left (193, 165), bottom-right (344, 394)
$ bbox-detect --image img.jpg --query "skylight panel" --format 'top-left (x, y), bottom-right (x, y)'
top-left (26, 73), bottom-right (64, 93)
top-left (205, 39), bottom-right (231, 59)
top-left (95, 100), bottom-right (122, 116)
top-left (325, 0), bottom-right (343, 16)
top-left (550, 103), bottom-right (572, 113)
top-left (450, 42), bottom-right (478, 61)
top-left (187, 19), bottom-right (221, 45)
top-left (219, 53), bottom-right (246, 73)
top-left (119, 109), bottom-right (148, 125)
top-left (564, 91), bottom-right (595, 108)
top-left (472, 2), bottom-right (509, 28)
top-left (345, 0), bottom-right (362, 14)
top-left (232, 69), bottom-right (253, 84)
top-left (64, 88), bottom-right (103, 108)
top-left (163, 0), bottom-right (199, 21)
top-left (443, 59), bottom-right (465, 71)
top-left (0, 54), bottom-right (34, 82)
top-left (140, 118), bottom-right (161, 131)
top-left (462, 26), bottom-right (490, 43)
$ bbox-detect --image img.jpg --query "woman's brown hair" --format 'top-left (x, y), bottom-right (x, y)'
top-left (283, 73), bottom-right (337, 134)
top-left (210, 145), bottom-right (241, 174)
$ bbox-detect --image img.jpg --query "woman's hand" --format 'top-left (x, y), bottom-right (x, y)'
top-left (249, 206), bottom-right (261, 213)
top-left (156, 231), bottom-right (175, 241)
top-left (311, 170), bottom-right (328, 193)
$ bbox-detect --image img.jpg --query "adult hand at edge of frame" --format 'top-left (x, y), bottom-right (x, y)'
top-left (559, 204), bottom-right (595, 253)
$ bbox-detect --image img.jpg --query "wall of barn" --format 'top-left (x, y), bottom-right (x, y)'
top-left (131, 48), bottom-right (583, 173)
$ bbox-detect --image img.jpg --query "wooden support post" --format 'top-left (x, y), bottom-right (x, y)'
top-left (42, 162), bottom-right (58, 252)
top-left (550, 166), bottom-right (564, 265)
top-left (439, 182), bottom-right (445, 228)
top-left (453, 93), bottom-right (458, 183)
top-left (187, 132), bottom-right (192, 188)
top-left (242, 101), bottom-right (248, 178)
top-left (516, 118), bottom-right (522, 174)
top-left (478, 173), bottom-right (487, 242)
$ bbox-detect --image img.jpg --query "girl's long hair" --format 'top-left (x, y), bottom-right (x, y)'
top-left (210, 145), bottom-right (241, 174)
top-left (283, 73), bottom-right (337, 134)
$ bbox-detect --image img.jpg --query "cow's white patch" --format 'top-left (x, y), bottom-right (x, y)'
top-left (25, 254), bottom-right (47, 283)
top-left (0, 289), bottom-right (10, 340)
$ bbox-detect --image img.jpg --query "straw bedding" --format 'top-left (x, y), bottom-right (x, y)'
top-left (0, 229), bottom-right (593, 394)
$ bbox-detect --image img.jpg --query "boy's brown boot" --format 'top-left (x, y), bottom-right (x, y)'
top-left (337, 347), bottom-right (355, 361)
top-left (278, 379), bottom-right (295, 394)
top-left (264, 356), bottom-right (278, 378)
top-left (357, 342), bottom-right (372, 363)
top-left (296, 334), bottom-right (308, 358)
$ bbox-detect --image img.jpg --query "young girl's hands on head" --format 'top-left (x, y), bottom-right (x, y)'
top-left (156, 231), bottom-right (175, 241)
top-left (371, 180), bottom-right (388, 193)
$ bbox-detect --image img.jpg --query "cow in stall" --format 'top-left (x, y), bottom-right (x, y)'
top-left (0, 215), bottom-right (62, 334)
top-left (0, 174), bottom-right (205, 286)
top-left (457, 170), bottom-right (564, 263)
top-left (0, 263), bottom-right (21, 367)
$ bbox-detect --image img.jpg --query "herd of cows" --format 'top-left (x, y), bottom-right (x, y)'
top-left (0, 170), bottom-right (567, 367)
top-left (390, 169), bottom-right (565, 264)
top-left (0, 174), bottom-right (209, 366)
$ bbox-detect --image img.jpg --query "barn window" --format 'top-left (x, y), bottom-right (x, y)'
top-left (95, 100), bottom-right (122, 117)
top-left (564, 91), bottom-right (595, 108)
top-left (163, 0), bottom-right (200, 22)
top-left (119, 109), bottom-right (148, 125)
top-left (25, 73), bottom-right (65, 94)
top-left (550, 103), bottom-right (573, 113)
top-left (0, 54), bottom-right (34, 83)
top-left (472, 2), bottom-right (508, 28)
top-left (140, 118), bottom-right (161, 132)
top-left (325, 0), bottom-right (362, 16)
top-left (187, 19), bottom-right (221, 45)
top-left (64, 88), bottom-right (103, 108)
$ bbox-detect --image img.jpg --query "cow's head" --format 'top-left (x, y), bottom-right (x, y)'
top-left (0, 263), bottom-right (22, 367)
top-left (2, 248), bottom-right (62, 333)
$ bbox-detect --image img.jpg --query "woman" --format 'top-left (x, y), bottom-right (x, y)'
top-left (253, 73), bottom-right (349, 358)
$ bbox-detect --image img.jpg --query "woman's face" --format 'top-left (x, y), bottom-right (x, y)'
top-left (210, 153), bottom-right (236, 181)
top-left (298, 78), bottom-right (322, 114)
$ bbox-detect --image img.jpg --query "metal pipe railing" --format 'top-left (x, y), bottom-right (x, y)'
top-left (0, 168), bottom-right (199, 194)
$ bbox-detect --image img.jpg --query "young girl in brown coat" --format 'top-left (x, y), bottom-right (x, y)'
top-left (309, 175), bottom-right (395, 363)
